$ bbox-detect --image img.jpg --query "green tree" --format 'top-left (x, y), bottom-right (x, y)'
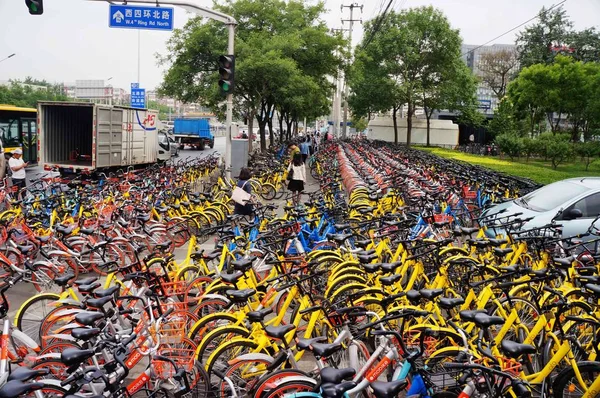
top-left (0, 81), bottom-right (68, 108)
top-left (351, 116), bottom-right (368, 132)
top-left (516, 5), bottom-right (573, 68)
top-left (158, 0), bottom-right (343, 151)
top-left (521, 137), bottom-right (539, 162)
top-left (353, 6), bottom-right (465, 147)
top-left (488, 100), bottom-right (518, 137)
top-left (495, 133), bottom-right (523, 160)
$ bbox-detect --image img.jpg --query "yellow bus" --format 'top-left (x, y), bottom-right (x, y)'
top-left (0, 104), bottom-right (37, 163)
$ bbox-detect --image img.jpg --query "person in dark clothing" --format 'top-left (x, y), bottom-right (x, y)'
top-left (234, 167), bottom-right (254, 216)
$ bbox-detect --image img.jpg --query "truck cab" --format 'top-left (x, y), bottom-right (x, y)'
top-left (157, 131), bottom-right (173, 161)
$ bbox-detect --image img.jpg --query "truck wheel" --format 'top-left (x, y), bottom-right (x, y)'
top-left (199, 141), bottom-right (206, 150)
top-left (179, 144), bottom-right (185, 150)
top-left (209, 140), bottom-right (214, 149)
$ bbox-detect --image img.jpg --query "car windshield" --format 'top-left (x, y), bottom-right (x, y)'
top-left (518, 181), bottom-right (589, 212)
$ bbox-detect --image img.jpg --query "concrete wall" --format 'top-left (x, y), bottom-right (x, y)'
top-left (367, 116), bottom-right (459, 146)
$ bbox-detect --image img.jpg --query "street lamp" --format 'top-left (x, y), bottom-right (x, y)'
top-left (0, 53), bottom-right (16, 64)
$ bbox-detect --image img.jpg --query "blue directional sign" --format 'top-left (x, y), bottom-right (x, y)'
top-left (478, 99), bottom-right (492, 110)
top-left (131, 88), bottom-right (146, 109)
top-left (109, 4), bottom-right (174, 31)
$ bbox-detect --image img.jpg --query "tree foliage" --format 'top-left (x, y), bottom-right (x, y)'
top-left (0, 80), bottom-right (68, 108)
top-left (350, 6), bottom-right (475, 147)
top-left (158, 0), bottom-right (343, 151)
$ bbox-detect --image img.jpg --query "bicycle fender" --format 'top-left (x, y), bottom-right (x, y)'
top-left (50, 323), bottom-right (83, 334)
top-left (34, 353), bottom-right (62, 361)
top-left (11, 329), bottom-right (40, 350)
top-left (228, 353), bottom-right (275, 366)
top-left (268, 374), bottom-right (319, 388)
top-left (439, 246), bottom-right (469, 257)
top-left (39, 379), bottom-right (64, 389)
top-left (427, 345), bottom-right (482, 361)
top-left (43, 333), bottom-right (77, 343)
top-left (199, 293), bottom-right (231, 305)
top-left (14, 293), bottom-right (60, 327)
top-left (52, 299), bottom-right (84, 308)
top-left (46, 250), bottom-right (72, 257)
top-left (330, 260), bottom-right (360, 275)
top-left (407, 325), bottom-right (463, 344)
top-left (187, 313), bottom-right (238, 339)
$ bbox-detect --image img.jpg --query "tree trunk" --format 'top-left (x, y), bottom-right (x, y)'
top-left (286, 121), bottom-right (293, 141)
top-left (268, 118), bottom-right (274, 148)
top-left (425, 107), bottom-right (432, 147)
top-left (248, 109), bottom-right (255, 154)
top-left (258, 121), bottom-right (267, 152)
top-left (278, 113), bottom-right (284, 144)
top-left (392, 107), bottom-right (399, 145)
top-left (406, 101), bottom-right (414, 148)
top-left (293, 120), bottom-right (298, 137)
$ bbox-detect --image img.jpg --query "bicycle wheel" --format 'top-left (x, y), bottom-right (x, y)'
top-left (262, 377), bottom-right (317, 398)
top-left (206, 339), bottom-right (265, 389)
top-left (21, 385), bottom-right (67, 398)
top-left (15, 293), bottom-right (61, 345)
top-left (218, 356), bottom-right (273, 398)
top-left (553, 362), bottom-right (600, 398)
top-left (197, 326), bottom-right (250, 371)
top-left (260, 183), bottom-right (277, 201)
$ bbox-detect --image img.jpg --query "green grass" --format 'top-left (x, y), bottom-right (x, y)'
top-left (416, 146), bottom-right (600, 185)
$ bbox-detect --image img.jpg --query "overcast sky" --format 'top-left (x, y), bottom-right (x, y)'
top-left (0, 0), bottom-right (598, 92)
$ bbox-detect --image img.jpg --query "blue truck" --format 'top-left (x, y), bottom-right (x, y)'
top-left (173, 118), bottom-right (214, 150)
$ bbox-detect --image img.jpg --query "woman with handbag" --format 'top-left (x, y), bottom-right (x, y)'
top-left (233, 167), bottom-right (254, 216)
top-left (287, 153), bottom-right (306, 207)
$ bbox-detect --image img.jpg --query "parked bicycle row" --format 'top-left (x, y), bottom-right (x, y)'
top-left (0, 140), bottom-right (598, 398)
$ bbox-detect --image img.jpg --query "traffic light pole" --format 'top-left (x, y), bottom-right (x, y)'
top-left (87, 0), bottom-right (237, 177)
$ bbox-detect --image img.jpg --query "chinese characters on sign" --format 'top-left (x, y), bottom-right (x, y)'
top-left (131, 87), bottom-right (146, 109)
top-left (109, 4), bottom-right (174, 31)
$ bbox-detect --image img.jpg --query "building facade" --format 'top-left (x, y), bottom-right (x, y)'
top-left (461, 43), bottom-right (519, 115)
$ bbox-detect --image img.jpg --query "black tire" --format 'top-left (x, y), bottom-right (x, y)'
top-left (199, 141), bottom-right (206, 150)
top-left (552, 361), bottom-right (600, 398)
top-left (209, 140), bottom-right (215, 149)
top-left (262, 378), bottom-right (317, 398)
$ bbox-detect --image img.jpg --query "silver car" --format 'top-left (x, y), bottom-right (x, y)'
top-left (482, 177), bottom-right (600, 238)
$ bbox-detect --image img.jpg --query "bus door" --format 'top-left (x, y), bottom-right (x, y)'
top-left (21, 118), bottom-right (37, 163)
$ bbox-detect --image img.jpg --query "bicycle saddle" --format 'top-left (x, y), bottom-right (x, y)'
top-left (585, 284), bottom-right (600, 297)
top-left (225, 288), bottom-right (256, 303)
top-left (473, 313), bottom-right (505, 328)
top-left (220, 270), bottom-right (244, 285)
top-left (74, 277), bottom-right (99, 286)
top-left (358, 253), bottom-right (378, 264)
top-left (459, 309), bottom-right (487, 322)
top-left (231, 258), bottom-right (255, 271)
top-left (79, 227), bottom-right (95, 235)
top-left (61, 348), bottom-right (95, 367)
top-left (355, 239), bottom-right (371, 248)
top-left (406, 290), bottom-right (422, 304)
top-left (71, 327), bottom-right (101, 341)
top-left (56, 224), bottom-right (76, 235)
top-left (265, 324), bottom-right (296, 341)
top-left (370, 380), bottom-right (408, 398)
top-left (438, 297), bottom-right (465, 309)
top-left (247, 308), bottom-right (273, 323)
top-left (136, 214), bottom-right (151, 223)
top-left (75, 311), bottom-right (105, 326)
top-left (86, 296), bottom-right (113, 310)
top-left (77, 282), bottom-right (102, 294)
top-left (321, 381), bottom-right (357, 398)
top-left (419, 288), bottom-right (444, 300)
top-left (362, 263), bottom-right (381, 273)
top-left (55, 273), bottom-right (76, 287)
top-left (320, 367), bottom-right (356, 384)
top-left (380, 274), bottom-right (402, 286)
top-left (494, 247), bottom-right (514, 257)
top-left (94, 286), bottom-right (119, 298)
top-left (7, 367), bottom-right (49, 382)
top-left (16, 245), bottom-right (34, 255)
top-left (297, 336), bottom-right (328, 350)
top-left (0, 381), bottom-right (44, 398)
top-left (500, 339), bottom-right (536, 359)
top-left (380, 262), bottom-right (402, 273)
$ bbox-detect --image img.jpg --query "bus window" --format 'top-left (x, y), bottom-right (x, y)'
top-left (0, 119), bottom-right (20, 148)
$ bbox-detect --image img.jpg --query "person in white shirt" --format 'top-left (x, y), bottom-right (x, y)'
top-left (287, 153), bottom-right (306, 207)
top-left (9, 148), bottom-right (28, 190)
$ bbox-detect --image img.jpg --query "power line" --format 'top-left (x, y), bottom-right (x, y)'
top-left (460, 0), bottom-right (567, 58)
top-left (362, 0), bottom-right (394, 49)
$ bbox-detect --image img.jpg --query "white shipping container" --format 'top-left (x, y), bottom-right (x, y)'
top-left (38, 102), bottom-right (158, 171)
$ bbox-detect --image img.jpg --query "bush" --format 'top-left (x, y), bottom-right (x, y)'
top-left (522, 137), bottom-right (539, 162)
top-left (495, 134), bottom-right (524, 160)
top-left (574, 142), bottom-right (600, 171)
top-left (546, 134), bottom-right (572, 169)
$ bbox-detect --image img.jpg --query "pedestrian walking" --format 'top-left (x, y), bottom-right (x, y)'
top-left (307, 135), bottom-right (314, 156)
top-left (233, 167), bottom-right (254, 217)
top-left (299, 137), bottom-right (310, 164)
top-left (8, 148), bottom-right (27, 190)
top-left (287, 153), bottom-right (306, 207)
top-left (288, 142), bottom-right (300, 160)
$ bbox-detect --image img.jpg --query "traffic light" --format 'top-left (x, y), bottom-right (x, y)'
top-left (218, 55), bottom-right (235, 95)
top-left (25, 0), bottom-right (43, 15)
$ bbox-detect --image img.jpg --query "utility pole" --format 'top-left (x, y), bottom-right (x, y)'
top-left (341, 3), bottom-right (362, 139)
top-left (331, 28), bottom-right (348, 139)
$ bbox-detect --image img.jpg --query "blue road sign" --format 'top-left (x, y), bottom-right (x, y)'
top-left (478, 99), bottom-right (492, 110)
top-left (109, 4), bottom-right (174, 31)
top-left (131, 88), bottom-right (146, 109)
